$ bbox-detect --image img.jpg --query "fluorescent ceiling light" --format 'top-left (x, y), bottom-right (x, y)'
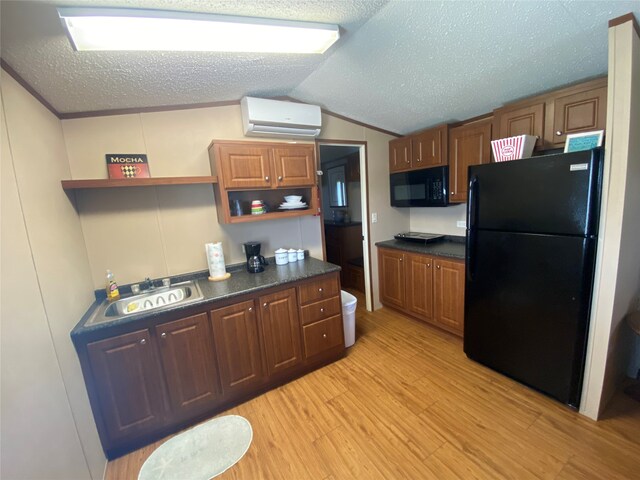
top-left (57, 7), bottom-right (340, 54)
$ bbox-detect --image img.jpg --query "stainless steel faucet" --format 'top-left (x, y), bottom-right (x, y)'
top-left (141, 277), bottom-right (155, 291)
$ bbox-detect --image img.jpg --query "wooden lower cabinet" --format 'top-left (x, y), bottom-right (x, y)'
top-left (378, 247), bottom-right (465, 336)
top-left (302, 315), bottom-right (344, 359)
top-left (433, 258), bottom-right (465, 335)
top-left (405, 253), bottom-right (434, 323)
top-left (155, 313), bottom-right (222, 419)
top-left (378, 248), bottom-right (406, 309)
top-left (210, 300), bottom-right (264, 398)
top-left (86, 329), bottom-right (166, 442)
top-left (259, 288), bottom-right (303, 375)
top-left (298, 275), bottom-right (345, 359)
top-left (76, 272), bottom-right (344, 459)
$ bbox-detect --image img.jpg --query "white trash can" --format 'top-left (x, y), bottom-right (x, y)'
top-left (341, 290), bottom-right (357, 347)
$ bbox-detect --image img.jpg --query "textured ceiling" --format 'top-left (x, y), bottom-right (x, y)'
top-left (0, 0), bottom-right (387, 113)
top-left (1, 1), bottom-right (639, 134)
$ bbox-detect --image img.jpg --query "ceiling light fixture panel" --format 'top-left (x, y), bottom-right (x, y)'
top-left (57, 7), bottom-right (340, 54)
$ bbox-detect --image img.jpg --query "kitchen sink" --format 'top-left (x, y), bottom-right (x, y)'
top-left (86, 280), bottom-right (204, 326)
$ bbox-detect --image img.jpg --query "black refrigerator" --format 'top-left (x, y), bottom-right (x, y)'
top-left (464, 148), bottom-right (603, 408)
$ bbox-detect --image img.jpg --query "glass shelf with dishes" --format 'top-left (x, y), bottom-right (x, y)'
top-left (215, 187), bottom-right (319, 223)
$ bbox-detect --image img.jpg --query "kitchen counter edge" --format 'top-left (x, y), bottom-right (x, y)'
top-left (375, 236), bottom-right (466, 260)
top-left (72, 257), bottom-right (340, 337)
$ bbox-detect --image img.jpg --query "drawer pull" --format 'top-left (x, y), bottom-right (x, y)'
top-left (140, 338), bottom-right (146, 345)
top-left (320, 308), bottom-right (325, 313)
top-left (322, 333), bottom-right (327, 338)
top-left (318, 287), bottom-right (323, 292)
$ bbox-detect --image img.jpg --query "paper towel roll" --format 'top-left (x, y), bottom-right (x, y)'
top-left (206, 242), bottom-right (227, 279)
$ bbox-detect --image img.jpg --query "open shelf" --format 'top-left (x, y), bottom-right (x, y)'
top-left (227, 208), bottom-right (316, 223)
top-left (61, 176), bottom-right (218, 190)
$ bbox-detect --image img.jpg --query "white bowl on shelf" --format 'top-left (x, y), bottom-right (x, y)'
top-left (284, 195), bottom-right (302, 204)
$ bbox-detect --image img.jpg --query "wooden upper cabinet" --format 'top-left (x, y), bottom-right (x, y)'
top-left (272, 145), bottom-right (316, 187)
top-left (218, 144), bottom-right (272, 189)
top-left (259, 288), bottom-right (302, 376)
top-left (493, 77), bottom-right (607, 150)
top-left (433, 259), bottom-right (465, 336)
top-left (155, 313), bottom-right (222, 419)
top-left (405, 253), bottom-right (434, 322)
top-left (389, 137), bottom-right (411, 172)
top-left (550, 85), bottom-right (607, 147)
top-left (378, 248), bottom-right (405, 309)
top-left (86, 329), bottom-right (166, 441)
top-left (411, 125), bottom-right (448, 168)
top-left (495, 102), bottom-right (545, 149)
top-left (449, 119), bottom-right (492, 203)
top-left (210, 141), bottom-right (317, 190)
top-left (211, 300), bottom-right (264, 398)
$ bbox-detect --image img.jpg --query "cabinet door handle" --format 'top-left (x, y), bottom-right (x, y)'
top-left (278, 176), bottom-right (283, 181)
top-left (436, 265), bottom-right (441, 269)
top-left (556, 130), bottom-right (563, 136)
top-left (320, 308), bottom-right (325, 313)
top-left (318, 287), bottom-right (323, 292)
top-left (265, 176), bottom-right (270, 181)
top-left (140, 338), bottom-right (147, 345)
top-left (322, 333), bottom-right (327, 339)
top-left (248, 307), bottom-right (253, 312)
top-left (451, 191), bottom-right (455, 195)
top-left (263, 302), bottom-right (268, 308)
top-left (399, 258), bottom-right (403, 261)
top-left (427, 263), bottom-right (431, 267)
top-left (161, 332), bottom-right (167, 339)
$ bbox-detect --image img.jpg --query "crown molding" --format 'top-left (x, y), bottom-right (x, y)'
top-left (1, 58), bottom-right (61, 118)
top-left (609, 12), bottom-right (640, 38)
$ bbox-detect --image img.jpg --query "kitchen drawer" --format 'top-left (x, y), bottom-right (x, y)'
top-left (298, 275), bottom-right (340, 305)
top-left (300, 296), bottom-right (341, 326)
top-left (302, 314), bottom-right (344, 359)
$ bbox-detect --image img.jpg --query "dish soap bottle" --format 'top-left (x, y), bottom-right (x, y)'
top-left (105, 269), bottom-right (120, 302)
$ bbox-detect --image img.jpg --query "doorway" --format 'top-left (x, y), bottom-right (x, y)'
top-left (316, 141), bottom-right (373, 311)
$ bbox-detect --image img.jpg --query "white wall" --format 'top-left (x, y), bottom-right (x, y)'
top-left (581, 19), bottom-right (640, 419)
top-left (61, 107), bottom-right (406, 307)
top-left (320, 114), bottom-right (410, 309)
top-left (62, 106), bottom-right (326, 288)
top-left (1, 73), bottom-right (104, 479)
top-left (410, 203), bottom-right (467, 236)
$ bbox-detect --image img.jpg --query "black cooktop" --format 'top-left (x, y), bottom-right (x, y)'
top-left (394, 232), bottom-right (445, 243)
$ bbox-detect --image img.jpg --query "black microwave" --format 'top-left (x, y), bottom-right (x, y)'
top-left (390, 166), bottom-right (449, 207)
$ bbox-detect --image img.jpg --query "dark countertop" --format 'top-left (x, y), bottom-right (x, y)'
top-left (375, 235), bottom-right (466, 260)
top-left (72, 257), bottom-right (340, 337)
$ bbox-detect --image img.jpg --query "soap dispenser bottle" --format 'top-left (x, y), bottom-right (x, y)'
top-left (105, 269), bottom-right (120, 301)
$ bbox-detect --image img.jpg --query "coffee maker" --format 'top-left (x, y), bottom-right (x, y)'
top-left (244, 241), bottom-right (267, 273)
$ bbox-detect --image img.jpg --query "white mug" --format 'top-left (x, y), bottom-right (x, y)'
top-left (288, 249), bottom-right (297, 262)
top-left (275, 248), bottom-right (288, 265)
top-left (297, 249), bottom-right (305, 260)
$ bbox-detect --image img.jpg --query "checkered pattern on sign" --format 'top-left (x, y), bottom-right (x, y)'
top-left (120, 165), bottom-right (138, 177)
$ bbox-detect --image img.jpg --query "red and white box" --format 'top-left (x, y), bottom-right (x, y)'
top-left (491, 135), bottom-right (537, 162)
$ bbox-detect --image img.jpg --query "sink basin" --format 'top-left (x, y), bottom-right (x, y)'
top-left (86, 280), bottom-right (204, 326)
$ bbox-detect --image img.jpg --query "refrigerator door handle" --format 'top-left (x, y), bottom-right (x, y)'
top-left (466, 174), bottom-right (479, 281)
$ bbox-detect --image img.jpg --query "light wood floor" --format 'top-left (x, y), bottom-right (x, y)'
top-left (106, 291), bottom-right (640, 479)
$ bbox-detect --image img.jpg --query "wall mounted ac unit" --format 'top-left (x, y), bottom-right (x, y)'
top-left (241, 96), bottom-right (322, 138)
